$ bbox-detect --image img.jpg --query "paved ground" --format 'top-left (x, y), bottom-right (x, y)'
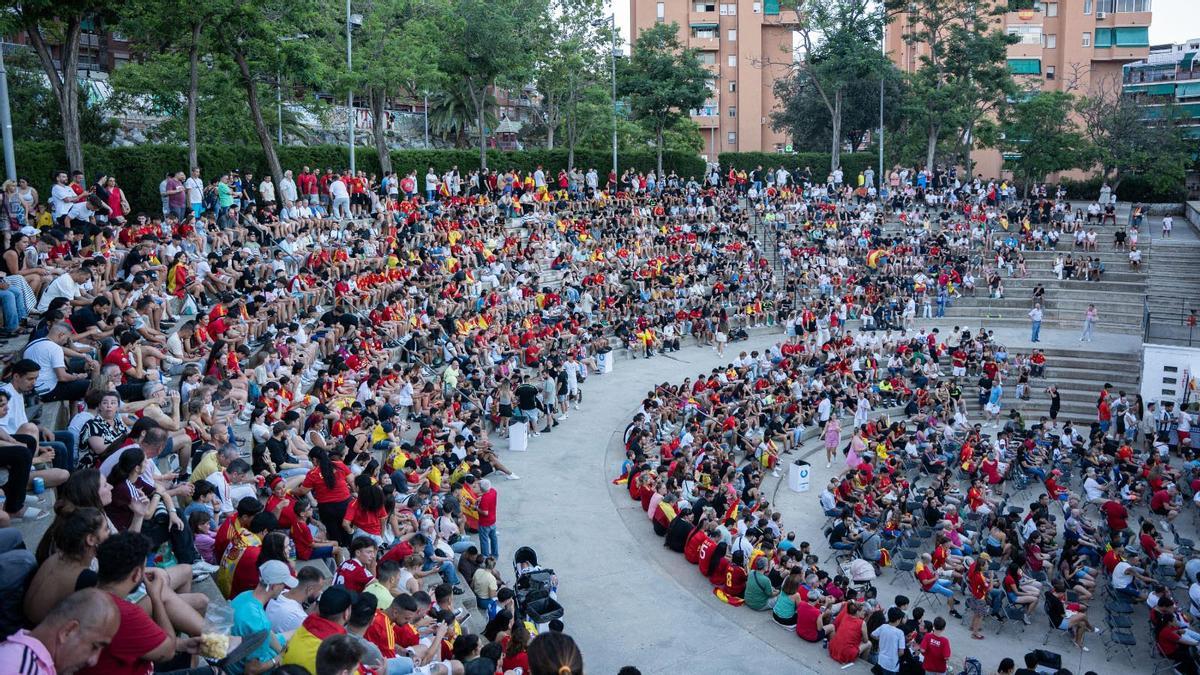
top-left (493, 320), bottom-right (1147, 674)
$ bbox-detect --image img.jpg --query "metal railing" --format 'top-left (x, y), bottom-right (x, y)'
top-left (1144, 295), bottom-right (1200, 346)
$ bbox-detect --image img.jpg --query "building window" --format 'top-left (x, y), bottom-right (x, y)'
top-left (657, 2), bottom-right (665, 20)
top-left (1084, 0), bottom-right (1092, 13)
top-left (719, 3), bottom-right (734, 15)
top-left (1006, 25), bottom-right (1043, 46)
top-left (1045, 34), bottom-right (1056, 49)
top-left (693, 2), bottom-right (716, 12)
top-left (729, 106), bottom-right (736, 117)
top-left (1046, 65), bottom-right (1056, 79)
top-left (728, 54), bottom-right (737, 67)
top-left (727, 131), bottom-right (737, 144)
top-left (729, 80), bottom-right (736, 92)
top-left (1045, 2), bottom-right (1057, 16)
top-left (691, 26), bottom-right (718, 39)
top-left (697, 52), bottom-right (717, 64)
top-left (752, 1), bottom-right (761, 12)
top-left (1082, 32), bottom-right (1091, 47)
top-left (728, 29), bottom-right (737, 41)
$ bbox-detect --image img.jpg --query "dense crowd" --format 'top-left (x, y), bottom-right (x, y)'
top-left (0, 158), bottom-right (1191, 675)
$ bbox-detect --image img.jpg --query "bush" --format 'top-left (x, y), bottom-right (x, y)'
top-left (1053, 175), bottom-right (1186, 204)
top-left (14, 142), bottom-right (706, 214)
top-left (717, 152), bottom-right (878, 181)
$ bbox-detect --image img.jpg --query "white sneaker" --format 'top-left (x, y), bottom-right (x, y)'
top-left (192, 560), bottom-right (220, 575)
top-left (772, 470), bottom-right (780, 478)
top-left (826, 462), bottom-right (832, 468)
top-left (15, 506), bottom-right (48, 520)
top-left (506, 474), bottom-right (521, 480)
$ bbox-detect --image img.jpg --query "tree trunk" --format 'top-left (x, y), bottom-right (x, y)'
top-left (546, 118), bottom-right (556, 150)
top-left (924, 124), bottom-right (939, 173)
top-left (466, 78), bottom-right (487, 170)
top-left (830, 89), bottom-right (843, 172)
top-left (370, 88), bottom-right (392, 176)
top-left (27, 17), bottom-right (84, 173)
top-left (656, 125), bottom-right (664, 179)
top-left (233, 49), bottom-right (283, 194)
top-left (566, 97), bottom-right (578, 171)
top-left (186, 21), bottom-right (201, 171)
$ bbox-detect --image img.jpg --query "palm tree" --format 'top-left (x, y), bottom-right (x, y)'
top-left (428, 83), bottom-right (496, 147)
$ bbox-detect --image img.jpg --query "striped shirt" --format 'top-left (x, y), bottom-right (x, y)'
top-left (0, 630), bottom-right (55, 675)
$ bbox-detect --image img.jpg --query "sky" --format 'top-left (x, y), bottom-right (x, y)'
top-left (613, 0), bottom-right (1199, 48)
top-left (1150, 0), bottom-right (1198, 46)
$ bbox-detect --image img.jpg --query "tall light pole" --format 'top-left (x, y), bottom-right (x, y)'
top-left (276, 34), bottom-right (308, 147)
top-left (878, 24), bottom-right (885, 192)
top-left (346, 0), bottom-right (359, 173)
top-left (423, 91), bottom-right (430, 148)
top-left (0, 45), bottom-right (16, 182)
top-left (591, 15), bottom-right (618, 182)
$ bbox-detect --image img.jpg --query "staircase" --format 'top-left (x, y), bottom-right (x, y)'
top-left (944, 248), bottom-right (1148, 335)
top-left (1007, 347), bottom-right (1142, 424)
top-left (1144, 240), bottom-right (1200, 345)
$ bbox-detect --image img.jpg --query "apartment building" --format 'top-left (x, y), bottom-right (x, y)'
top-left (886, 0), bottom-right (1152, 177)
top-left (1123, 38), bottom-right (1200, 139)
top-left (629, 0), bottom-right (799, 158)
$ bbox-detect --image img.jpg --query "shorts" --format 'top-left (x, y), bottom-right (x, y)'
top-left (1158, 552), bottom-right (1176, 566)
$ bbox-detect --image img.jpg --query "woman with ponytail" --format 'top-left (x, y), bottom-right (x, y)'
top-left (293, 445), bottom-right (354, 546)
top-left (527, 631), bottom-right (584, 675)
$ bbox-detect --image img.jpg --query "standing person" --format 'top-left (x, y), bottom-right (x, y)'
top-left (184, 167), bottom-right (205, 219)
top-left (293, 448), bottom-right (354, 546)
top-left (1080, 304), bottom-right (1098, 342)
top-left (477, 479), bottom-right (499, 560)
top-left (823, 415), bottom-right (841, 469)
top-left (1028, 304), bottom-right (1043, 343)
top-left (870, 607), bottom-right (906, 675)
top-left (329, 173), bottom-right (351, 220)
top-left (0, 588), bottom-right (119, 675)
top-left (1046, 385), bottom-right (1061, 428)
top-left (919, 615), bottom-right (951, 675)
top-left (1162, 214), bottom-right (1173, 239)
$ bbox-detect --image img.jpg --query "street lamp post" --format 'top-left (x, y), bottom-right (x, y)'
top-left (276, 35), bottom-right (309, 147)
top-left (0, 45), bottom-right (16, 182)
top-left (878, 25), bottom-right (885, 192)
top-left (424, 91), bottom-right (430, 148)
top-left (591, 15), bottom-right (618, 183)
top-left (346, 0), bottom-right (357, 173)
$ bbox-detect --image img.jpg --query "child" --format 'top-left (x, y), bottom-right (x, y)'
top-left (182, 480), bottom-right (219, 531)
top-left (292, 498), bottom-right (345, 565)
top-left (342, 474), bottom-right (387, 545)
top-left (191, 510), bottom-right (217, 563)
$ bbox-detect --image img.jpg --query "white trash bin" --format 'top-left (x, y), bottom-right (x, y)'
top-left (508, 422), bottom-right (529, 452)
top-left (597, 350), bottom-right (614, 374)
top-left (788, 459), bottom-right (811, 493)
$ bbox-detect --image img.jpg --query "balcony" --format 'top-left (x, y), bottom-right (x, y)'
top-left (690, 37), bottom-right (720, 51)
top-left (1092, 46), bottom-right (1149, 62)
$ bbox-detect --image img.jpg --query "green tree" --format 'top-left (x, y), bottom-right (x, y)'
top-left (533, 0), bottom-right (606, 162)
top-left (4, 48), bottom-right (115, 148)
top-left (619, 22), bottom-right (710, 177)
top-left (203, 0), bottom-right (332, 193)
top-left (886, 0), bottom-right (1017, 172)
top-left (998, 91), bottom-right (1086, 195)
top-left (10, 1), bottom-right (118, 172)
top-left (788, 0), bottom-right (889, 170)
top-left (115, 0), bottom-right (213, 169)
top-left (1076, 81), bottom-right (1191, 195)
top-left (773, 65), bottom-right (903, 153)
top-left (439, 0), bottom-right (551, 169)
top-left (352, 0), bottom-right (448, 175)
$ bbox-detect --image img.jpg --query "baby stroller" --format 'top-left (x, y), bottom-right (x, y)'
top-left (512, 546), bottom-right (564, 626)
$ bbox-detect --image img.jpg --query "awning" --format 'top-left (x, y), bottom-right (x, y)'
top-left (1114, 27), bottom-right (1150, 47)
top-left (1008, 58), bottom-right (1042, 75)
top-left (690, 23), bottom-right (718, 29)
top-left (1178, 82), bottom-right (1200, 98)
top-left (1183, 52), bottom-right (1196, 69)
top-left (1124, 82), bottom-right (1176, 95)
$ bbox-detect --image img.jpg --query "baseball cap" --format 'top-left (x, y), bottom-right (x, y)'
top-left (318, 586), bottom-right (356, 616)
top-left (259, 560), bottom-right (298, 589)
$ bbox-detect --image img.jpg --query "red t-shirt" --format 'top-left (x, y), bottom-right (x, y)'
top-left (78, 594), bottom-right (167, 675)
top-left (291, 519), bottom-right (315, 560)
top-left (228, 546), bottom-right (263, 599)
top-left (919, 633), bottom-right (951, 672)
top-left (334, 558), bottom-right (374, 592)
top-left (1150, 489), bottom-right (1171, 513)
top-left (381, 540), bottom-right (414, 565)
top-left (1101, 500), bottom-right (1128, 531)
top-left (478, 488), bottom-right (497, 527)
top-left (266, 495), bottom-right (299, 529)
top-left (344, 498), bottom-right (386, 536)
top-left (1139, 533), bottom-right (1161, 560)
top-left (103, 346), bottom-right (135, 381)
top-left (302, 463), bottom-right (352, 504)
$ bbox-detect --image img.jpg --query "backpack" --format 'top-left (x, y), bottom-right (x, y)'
top-left (958, 657), bottom-right (982, 675)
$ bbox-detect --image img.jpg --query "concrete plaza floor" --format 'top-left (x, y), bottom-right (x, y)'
top-left (495, 323), bottom-right (1144, 674)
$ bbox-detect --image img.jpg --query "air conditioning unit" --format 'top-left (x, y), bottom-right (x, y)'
top-left (1096, 11), bottom-right (1106, 19)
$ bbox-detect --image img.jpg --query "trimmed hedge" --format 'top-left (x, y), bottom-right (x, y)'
top-left (1054, 175), bottom-right (1186, 204)
top-left (14, 142), bottom-right (707, 214)
top-left (718, 152), bottom-right (879, 179)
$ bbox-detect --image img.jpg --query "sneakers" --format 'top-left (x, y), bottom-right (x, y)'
top-left (452, 586), bottom-right (465, 595)
top-left (506, 474), bottom-right (521, 480)
top-left (192, 560), bottom-right (220, 575)
top-left (14, 506), bottom-right (48, 520)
